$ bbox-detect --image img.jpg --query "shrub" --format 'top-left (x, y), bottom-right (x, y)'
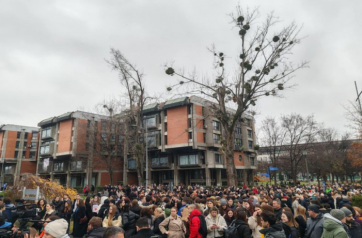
top-left (352, 195), bottom-right (362, 208)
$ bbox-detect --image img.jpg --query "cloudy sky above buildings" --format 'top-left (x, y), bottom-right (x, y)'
top-left (1, 0), bottom-right (361, 139)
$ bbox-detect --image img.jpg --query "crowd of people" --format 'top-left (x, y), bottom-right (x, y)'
top-left (0, 182), bottom-right (361, 238)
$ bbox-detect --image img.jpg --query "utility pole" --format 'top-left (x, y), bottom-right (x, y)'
top-left (355, 81), bottom-right (362, 115)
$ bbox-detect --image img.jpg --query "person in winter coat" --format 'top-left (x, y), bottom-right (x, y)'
top-left (281, 211), bottom-right (298, 238)
top-left (205, 207), bottom-right (227, 238)
top-left (121, 202), bottom-right (139, 237)
top-left (73, 199), bottom-right (88, 238)
top-left (294, 205), bottom-right (306, 238)
top-left (159, 207), bottom-right (186, 238)
top-left (233, 208), bottom-right (252, 238)
top-left (103, 205), bottom-right (122, 228)
top-left (248, 205), bottom-right (262, 238)
top-left (321, 209), bottom-right (348, 238)
top-left (305, 204), bottom-right (324, 238)
top-left (43, 204), bottom-right (56, 221)
top-left (153, 207), bottom-right (165, 237)
top-left (58, 200), bottom-right (72, 230)
top-left (188, 204), bottom-right (203, 238)
top-left (98, 199), bottom-right (110, 220)
top-left (259, 211), bottom-right (286, 238)
top-left (130, 217), bottom-right (154, 238)
top-left (341, 207), bottom-right (362, 238)
top-left (86, 217), bottom-right (107, 238)
top-left (224, 209), bottom-right (235, 227)
top-left (51, 196), bottom-right (64, 215)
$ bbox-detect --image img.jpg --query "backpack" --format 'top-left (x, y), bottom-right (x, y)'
top-left (191, 215), bottom-right (208, 237)
top-left (224, 220), bottom-right (241, 238)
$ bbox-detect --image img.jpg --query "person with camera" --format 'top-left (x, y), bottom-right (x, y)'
top-left (205, 207), bottom-right (227, 238)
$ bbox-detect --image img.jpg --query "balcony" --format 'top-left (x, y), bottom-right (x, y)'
top-left (38, 164), bottom-right (51, 174)
top-left (179, 154), bottom-right (201, 167)
top-left (53, 161), bottom-right (67, 173)
top-left (70, 161), bottom-right (84, 171)
top-left (39, 142), bottom-right (55, 157)
top-left (151, 157), bottom-right (171, 168)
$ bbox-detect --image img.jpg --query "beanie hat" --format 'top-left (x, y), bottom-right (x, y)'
top-left (220, 199), bottom-right (227, 206)
top-left (340, 207), bottom-right (352, 217)
top-left (330, 209), bottom-right (346, 221)
top-left (308, 204), bottom-right (320, 213)
top-left (44, 219), bottom-right (68, 238)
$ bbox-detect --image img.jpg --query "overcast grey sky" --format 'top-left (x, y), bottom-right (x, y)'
top-left (1, 0), bottom-right (361, 138)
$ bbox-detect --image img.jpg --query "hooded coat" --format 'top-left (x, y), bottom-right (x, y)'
top-left (189, 209), bottom-right (203, 238)
top-left (321, 213), bottom-right (348, 238)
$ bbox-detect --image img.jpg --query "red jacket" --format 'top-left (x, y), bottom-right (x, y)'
top-left (189, 209), bottom-right (203, 238)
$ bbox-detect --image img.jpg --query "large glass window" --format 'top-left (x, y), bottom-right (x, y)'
top-left (250, 156), bottom-right (255, 166)
top-left (213, 121), bottom-right (220, 131)
top-left (30, 151), bottom-right (36, 159)
top-left (5, 166), bottom-right (13, 174)
top-left (40, 145), bottom-right (50, 155)
top-left (247, 129), bottom-right (253, 138)
top-left (41, 128), bottom-right (52, 139)
top-left (54, 162), bottom-right (64, 171)
top-left (128, 159), bottom-right (136, 169)
top-left (151, 157), bottom-right (168, 166)
top-left (213, 134), bottom-right (220, 144)
top-left (215, 153), bottom-right (222, 164)
top-left (190, 169), bottom-right (205, 179)
top-left (248, 140), bottom-right (253, 149)
top-left (179, 154), bottom-right (198, 166)
top-left (71, 161), bottom-right (82, 170)
top-left (145, 116), bottom-right (157, 128)
top-left (32, 132), bottom-right (38, 140)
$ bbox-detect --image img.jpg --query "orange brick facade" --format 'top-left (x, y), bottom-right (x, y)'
top-left (57, 120), bottom-right (73, 153)
top-left (167, 106), bottom-right (188, 145)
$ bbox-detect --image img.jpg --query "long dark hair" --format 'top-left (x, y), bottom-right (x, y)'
top-left (64, 200), bottom-right (72, 213)
top-left (78, 199), bottom-right (85, 208)
top-left (235, 208), bottom-right (247, 222)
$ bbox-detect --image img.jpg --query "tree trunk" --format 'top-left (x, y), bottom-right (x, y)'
top-left (332, 173), bottom-right (335, 184)
top-left (225, 133), bottom-right (237, 187)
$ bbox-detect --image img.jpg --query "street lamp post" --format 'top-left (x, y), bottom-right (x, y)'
top-left (145, 123), bottom-right (148, 189)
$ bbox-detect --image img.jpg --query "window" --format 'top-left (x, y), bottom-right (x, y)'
top-left (250, 157), bottom-right (255, 166)
top-left (188, 132), bottom-right (193, 140)
top-left (30, 151), bottom-right (36, 158)
top-left (22, 151), bottom-right (26, 158)
top-left (31, 142), bottom-right (37, 148)
top-left (40, 145), bottom-right (50, 155)
top-left (248, 140), bottom-right (253, 149)
top-left (239, 155), bottom-right (242, 162)
top-left (101, 133), bottom-right (107, 139)
top-left (213, 134), bottom-right (220, 144)
top-left (71, 161), bottom-right (82, 170)
top-left (247, 129), bottom-right (252, 138)
top-left (188, 105), bottom-right (192, 115)
top-left (213, 121), bottom-right (220, 131)
top-left (145, 116), bottom-right (157, 128)
top-left (179, 155), bottom-right (198, 166)
top-left (235, 127), bottom-right (241, 134)
top-left (24, 132), bottom-right (28, 139)
top-left (14, 151), bottom-right (19, 158)
top-left (151, 157), bottom-right (168, 166)
top-left (16, 141), bottom-right (20, 148)
top-left (190, 170), bottom-right (205, 179)
top-left (41, 128), bottom-right (52, 139)
top-left (235, 138), bottom-right (242, 149)
top-left (101, 121), bottom-right (107, 130)
top-left (4, 166), bottom-right (13, 174)
top-left (188, 118), bottom-right (192, 128)
top-left (23, 141), bottom-right (27, 148)
top-left (17, 132), bottom-right (21, 138)
top-left (164, 123), bottom-right (167, 132)
top-left (54, 162), bottom-right (64, 171)
top-left (164, 135), bottom-right (168, 144)
top-left (32, 132), bottom-right (38, 140)
top-left (147, 131), bottom-right (160, 148)
top-left (87, 120), bottom-right (91, 128)
top-left (128, 159), bottom-right (136, 169)
top-left (215, 153), bottom-right (222, 164)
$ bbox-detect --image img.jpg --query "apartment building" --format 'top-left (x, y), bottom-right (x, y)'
top-left (128, 96), bottom-right (257, 186)
top-left (37, 111), bottom-right (123, 187)
top-left (0, 124), bottom-right (39, 186)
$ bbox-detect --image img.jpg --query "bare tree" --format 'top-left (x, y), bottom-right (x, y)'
top-left (259, 117), bottom-right (286, 184)
top-left (107, 49), bottom-right (148, 185)
top-left (281, 114), bottom-right (319, 184)
top-left (308, 128), bottom-right (338, 188)
top-left (345, 101), bottom-right (362, 139)
top-left (164, 7), bottom-right (307, 186)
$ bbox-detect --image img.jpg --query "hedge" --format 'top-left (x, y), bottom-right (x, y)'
top-left (352, 195), bottom-right (362, 208)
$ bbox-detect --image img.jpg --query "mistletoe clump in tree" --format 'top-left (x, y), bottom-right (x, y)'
top-left (165, 7), bottom-right (307, 186)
